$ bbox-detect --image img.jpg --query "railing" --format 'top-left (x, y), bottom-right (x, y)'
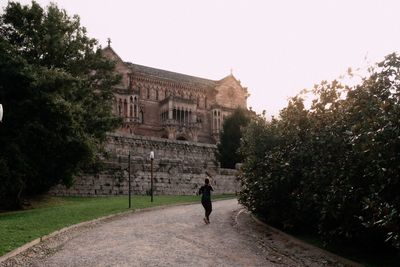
top-left (124, 117), bottom-right (141, 123)
top-left (161, 119), bottom-right (200, 129)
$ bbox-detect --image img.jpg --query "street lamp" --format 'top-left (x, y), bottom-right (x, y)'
top-left (0, 104), bottom-right (3, 122)
top-left (150, 150), bottom-right (154, 202)
top-left (128, 151), bottom-right (131, 208)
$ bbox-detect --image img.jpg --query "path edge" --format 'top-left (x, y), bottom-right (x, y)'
top-left (237, 209), bottom-right (363, 267)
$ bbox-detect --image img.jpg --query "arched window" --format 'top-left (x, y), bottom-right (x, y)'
top-left (134, 104), bottom-right (138, 118)
top-left (147, 88), bottom-right (150, 99)
top-left (185, 110), bottom-right (189, 124)
top-left (177, 108), bottom-right (181, 123)
top-left (181, 109), bottom-right (184, 124)
top-left (156, 90), bottom-right (159, 100)
top-left (128, 76), bottom-right (131, 88)
top-left (118, 99), bottom-right (122, 116)
top-left (123, 100), bottom-right (128, 117)
top-left (139, 108), bottom-right (144, 123)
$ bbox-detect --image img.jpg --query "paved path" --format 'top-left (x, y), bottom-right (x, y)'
top-left (2, 199), bottom-right (351, 267)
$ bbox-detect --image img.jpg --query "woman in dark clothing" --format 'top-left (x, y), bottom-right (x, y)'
top-left (199, 178), bottom-right (214, 224)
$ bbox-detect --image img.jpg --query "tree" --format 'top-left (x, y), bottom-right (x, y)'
top-left (0, 1), bottom-right (121, 209)
top-left (216, 108), bottom-right (251, 169)
top-left (238, 53), bottom-right (400, 251)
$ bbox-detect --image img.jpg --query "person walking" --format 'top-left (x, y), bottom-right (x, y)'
top-left (199, 178), bottom-right (214, 224)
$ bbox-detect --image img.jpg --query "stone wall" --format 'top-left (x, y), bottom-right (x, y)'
top-left (49, 133), bottom-right (239, 196)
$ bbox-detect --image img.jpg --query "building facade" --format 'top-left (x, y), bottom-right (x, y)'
top-left (103, 46), bottom-right (249, 144)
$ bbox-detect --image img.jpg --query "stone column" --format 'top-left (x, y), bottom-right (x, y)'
top-left (168, 99), bottom-right (173, 120)
top-left (192, 111), bottom-right (197, 123)
top-left (189, 126), bottom-right (199, 142)
top-left (166, 126), bottom-right (177, 140)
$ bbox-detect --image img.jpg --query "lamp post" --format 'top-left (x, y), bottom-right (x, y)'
top-left (150, 150), bottom-right (154, 202)
top-left (128, 151), bottom-right (131, 208)
top-left (0, 104), bottom-right (3, 122)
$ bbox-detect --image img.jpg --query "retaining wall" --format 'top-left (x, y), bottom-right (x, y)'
top-left (49, 133), bottom-right (239, 196)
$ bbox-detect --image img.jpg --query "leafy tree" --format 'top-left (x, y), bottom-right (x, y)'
top-left (238, 113), bottom-right (280, 217)
top-left (0, 1), bottom-right (121, 209)
top-left (238, 53), bottom-right (400, 251)
top-left (216, 108), bottom-right (251, 169)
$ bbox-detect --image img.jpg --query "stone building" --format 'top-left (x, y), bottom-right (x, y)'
top-left (102, 45), bottom-right (249, 144)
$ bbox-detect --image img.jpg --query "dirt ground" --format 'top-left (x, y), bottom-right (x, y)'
top-left (0, 199), bottom-right (357, 267)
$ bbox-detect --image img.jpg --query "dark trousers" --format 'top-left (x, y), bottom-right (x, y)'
top-left (201, 200), bottom-right (212, 220)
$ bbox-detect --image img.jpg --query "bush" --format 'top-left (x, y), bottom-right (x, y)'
top-left (238, 53), bottom-right (400, 250)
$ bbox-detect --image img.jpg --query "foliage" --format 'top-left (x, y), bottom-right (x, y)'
top-left (216, 108), bottom-right (252, 169)
top-left (238, 53), bottom-right (400, 251)
top-left (0, 1), bottom-right (121, 209)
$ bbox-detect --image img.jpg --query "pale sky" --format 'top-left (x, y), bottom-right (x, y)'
top-left (3, 0), bottom-right (400, 116)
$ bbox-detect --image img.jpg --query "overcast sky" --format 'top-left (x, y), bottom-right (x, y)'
top-left (3, 0), bottom-right (400, 116)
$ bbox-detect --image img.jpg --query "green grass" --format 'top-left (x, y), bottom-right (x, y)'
top-left (0, 194), bottom-right (235, 256)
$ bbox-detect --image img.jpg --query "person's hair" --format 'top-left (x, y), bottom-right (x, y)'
top-left (205, 178), bottom-right (209, 185)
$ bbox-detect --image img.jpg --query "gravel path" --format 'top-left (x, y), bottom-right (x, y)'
top-left (1, 199), bottom-right (353, 267)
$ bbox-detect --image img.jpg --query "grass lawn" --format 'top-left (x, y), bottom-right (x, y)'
top-left (0, 194), bottom-right (235, 257)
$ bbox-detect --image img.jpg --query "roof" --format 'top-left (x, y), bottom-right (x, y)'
top-left (125, 62), bottom-right (217, 88)
top-left (102, 46), bottom-right (238, 89)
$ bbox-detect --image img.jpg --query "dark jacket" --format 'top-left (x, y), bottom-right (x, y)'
top-left (199, 184), bottom-right (214, 202)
